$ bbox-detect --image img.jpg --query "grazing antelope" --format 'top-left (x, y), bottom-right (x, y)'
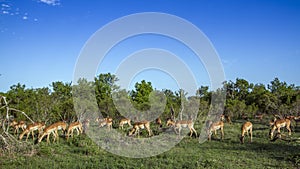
top-left (128, 120), bottom-right (153, 137)
top-left (10, 120), bottom-right (26, 134)
top-left (119, 118), bottom-right (132, 130)
top-left (98, 117), bottom-right (113, 130)
top-left (19, 122), bottom-right (45, 141)
top-left (66, 121), bottom-right (83, 140)
top-left (56, 121), bottom-right (67, 136)
top-left (269, 118), bottom-right (291, 139)
top-left (166, 119), bottom-right (197, 137)
top-left (9, 120), bottom-right (18, 133)
top-left (207, 121), bottom-right (224, 141)
top-left (9, 120), bottom-right (18, 128)
top-left (38, 121), bottom-right (66, 143)
top-left (240, 121), bottom-right (253, 144)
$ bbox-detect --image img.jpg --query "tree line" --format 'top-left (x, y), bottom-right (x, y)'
top-left (1, 73), bottom-right (299, 124)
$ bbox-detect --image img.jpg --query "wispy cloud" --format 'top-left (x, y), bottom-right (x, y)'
top-left (1, 4), bottom-right (10, 8)
top-left (39, 0), bottom-right (60, 6)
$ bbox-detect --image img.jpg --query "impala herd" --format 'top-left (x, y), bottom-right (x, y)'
top-left (7, 113), bottom-right (300, 144)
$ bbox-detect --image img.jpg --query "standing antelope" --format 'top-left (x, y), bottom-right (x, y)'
top-left (10, 120), bottom-right (26, 134)
top-left (19, 122), bottom-right (45, 141)
top-left (240, 121), bottom-right (253, 144)
top-left (66, 121), bottom-right (83, 140)
top-left (98, 117), bottom-right (113, 130)
top-left (128, 120), bottom-right (153, 137)
top-left (166, 119), bottom-right (197, 137)
top-left (255, 114), bottom-right (264, 121)
top-left (207, 121), bottom-right (224, 141)
top-left (269, 118), bottom-right (291, 139)
top-left (119, 118), bottom-right (132, 130)
top-left (220, 114), bottom-right (232, 124)
top-left (38, 121), bottom-right (67, 143)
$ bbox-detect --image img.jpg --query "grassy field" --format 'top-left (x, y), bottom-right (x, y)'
top-left (1, 120), bottom-right (300, 169)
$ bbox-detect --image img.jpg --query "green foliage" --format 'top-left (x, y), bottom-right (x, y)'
top-left (94, 73), bottom-right (119, 118)
top-left (130, 80), bottom-right (154, 111)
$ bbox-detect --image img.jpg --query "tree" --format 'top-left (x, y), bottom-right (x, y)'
top-left (73, 78), bottom-right (98, 122)
top-left (51, 81), bottom-right (74, 123)
top-left (130, 80), bottom-right (153, 111)
top-left (94, 73), bottom-right (119, 118)
top-left (234, 78), bottom-right (250, 100)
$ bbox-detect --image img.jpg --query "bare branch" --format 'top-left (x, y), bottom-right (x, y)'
top-left (9, 108), bottom-right (35, 123)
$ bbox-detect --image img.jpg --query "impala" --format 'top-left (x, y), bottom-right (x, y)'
top-left (9, 120), bottom-right (18, 133)
top-left (9, 120), bottom-right (18, 128)
top-left (66, 121), bottom-right (83, 140)
top-left (98, 117), bottom-right (113, 130)
top-left (220, 114), bottom-right (232, 124)
top-left (119, 118), bottom-right (132, 130)
top-left (166, 119), bottom-right (197, 137)
top-left (240, 121), bottom-right (253, 144)
top-left (207, 121), bottom-right (224, 141)
top-left (269, 118), bottom-right (291, 139)
top-left (10, 120), bottom-right (26, 134)
top-left (38, 121), bottom-right (66, 143)
top-left (19, 122), bottom-right (45, 141)
top-left (128, 120), bottom-right (153, 137)
top-left (255, 114), bottom-right (264, 121)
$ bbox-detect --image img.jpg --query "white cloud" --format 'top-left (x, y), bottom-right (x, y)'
top-left (39, 0), bottom-right (60, 6)
top-left (23, 16), bottom-right (28, 20)
top-left (1, 4), bottom-right (10, 8)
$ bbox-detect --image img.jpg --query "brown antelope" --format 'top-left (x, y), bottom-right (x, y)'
top-left (9, 120), bottom-right (18, 133)
top-left (19, 122), bottom-right (45, 141)
top-left (166, 119), bottom-right (197, 137)
top-left (128, 120), bottom-right (153, 137)
top-left (38, 121), bottom-right (67, 143)
top-left (10, 120), bottom-right (26, 134)
top-left (269, 118), bottom-right (291, 139)
top-left (220, 114), bottom-right (232, 124)
top-left (66, 121), bottom-right (83, 140)
top-left (240, 121), bottom-right (253, 144)
top-left (255, 114), bottom-right (264, 121)
top-left (98, 117), bottom-right (113, 130)
top-left (9, 120), bottom-right (18, 128)
top-left (207, 121), bottom-right (224, 141)
top-left (119, 118), bottom-right (132, 129)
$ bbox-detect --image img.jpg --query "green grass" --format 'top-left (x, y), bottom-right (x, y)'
top-left (1, 120), bottom-right (300, 169)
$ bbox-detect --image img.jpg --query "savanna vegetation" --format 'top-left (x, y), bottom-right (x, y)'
top-left (1, 73), bottom-right (300, 168)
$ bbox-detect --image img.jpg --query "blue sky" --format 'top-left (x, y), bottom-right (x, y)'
top-left (1, 0), bottom-right (300, 93)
